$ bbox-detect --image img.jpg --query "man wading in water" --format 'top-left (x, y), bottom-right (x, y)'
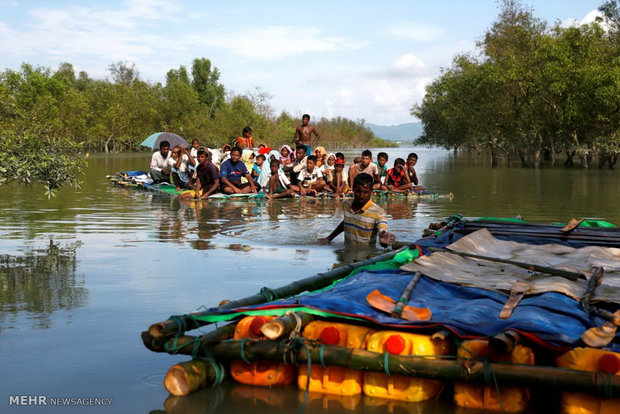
top-left (294, 114), bottom-right (320, 156)
top-left (318, 173), bottom-right (395, 247)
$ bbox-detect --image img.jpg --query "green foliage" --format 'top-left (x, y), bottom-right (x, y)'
top-left (413, 0), bottom-right (620, 168)
top-left (191, 58), bottom-right (225, 117)
top-left (0, 131), bottom-right (87, 197)
top-left (0, 56), bottom-right (389, 196)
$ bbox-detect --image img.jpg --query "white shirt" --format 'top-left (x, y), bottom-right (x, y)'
top-left (167, 154), bottom-right (191, 183)
top-left (298, 167), bottom-right (323, 187)
top-left (260, 169), bottom-right (291, 189)
top-left (150, 151), bottom-right (171, 171)
top-left (190, 147), bottom-right (199, 163)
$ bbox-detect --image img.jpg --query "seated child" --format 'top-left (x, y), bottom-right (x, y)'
top-left (189, 139), bottom-right (200, 164)
top-left (406, 152), bottom-right (419, 186)
top-left (252, 154), bottom-right (266, 183)
top-left (348, 149), bottom-right (381, 190)
top-left (320, 153), bottom-right (336, 183)
top-left (375, 152), bottom-right (388, 187)
top-left (386, 158), bottom-right (412, 193)
top-left (314, 146), bottom-right (327, 167)
top-left (168, 145), bottom-right (196, 191)
top-left (283, 144), bottom-right (308, 187)
top-left (291, 155), bottom-right (324, 196)
top-left (260, 159), bottom-right (294, 199)
top-left (279, 144), bottom-right (294, 167)
top-left (327, 157), bottom-right (348, 197)
top-left (179, 148), bottom-right (220, 200)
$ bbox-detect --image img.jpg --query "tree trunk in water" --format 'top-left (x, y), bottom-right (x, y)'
top-left (104, 136), bottom-right (113, 154)
top-left (518, 150), bottom-right (527, 168)
top-left (564, 150), bottom-right (575, 167)
top-left (490, 147), bottom-right (498, 168)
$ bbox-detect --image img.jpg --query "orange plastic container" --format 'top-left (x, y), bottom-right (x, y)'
top-left (363, 331), bottom-right (452, 402)
top-left (298, 321), bottom-right (375, 396)
top-left (230, 316), bottom-right (296, 386)
top-left (453, 339), bottom-right (534, 412)
top-left (556, 347), bottom-right (620, 414)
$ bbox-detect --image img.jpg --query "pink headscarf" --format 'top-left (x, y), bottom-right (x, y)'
top-left (279, 144), bottom-right (294, 164)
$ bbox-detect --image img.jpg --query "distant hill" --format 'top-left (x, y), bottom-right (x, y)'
top-left (366, 122), bottom-right (423, 142)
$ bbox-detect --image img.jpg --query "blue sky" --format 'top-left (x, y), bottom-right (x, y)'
top-left (0, 0), bottom-right (605, 124)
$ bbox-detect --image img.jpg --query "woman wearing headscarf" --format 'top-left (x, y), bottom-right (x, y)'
top-left (279, 144), bottom-right (294, 166)
top-left (313, 146), bottom-right (327, 167)
top-left (241, 149), bottom-right (256, 184)
top-left (320, 153), bottom-right (336, 182)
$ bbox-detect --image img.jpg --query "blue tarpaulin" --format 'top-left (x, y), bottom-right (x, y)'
top-left (204, 219), bottom-right (619, 352)
top-left (216, 268), bottom-right (616, 351)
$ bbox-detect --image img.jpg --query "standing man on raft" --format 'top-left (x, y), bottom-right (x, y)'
top-left (294, 114), bottom-right (320, 156)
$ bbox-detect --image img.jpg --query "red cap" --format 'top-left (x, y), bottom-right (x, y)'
top-left (249, 316), bottom-right (267, 337)
top-left (599, 353), bottom-right (620, 374)
top-left (320, 327), bottom-right (341, 345)
top-left (385, 334), bottom-right (406, 355)
top-left (335, 158), bottom-right (345, 165)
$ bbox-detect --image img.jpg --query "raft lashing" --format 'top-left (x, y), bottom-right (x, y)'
top-left (107, 171), bottom-right (453, 200)
top-left (143, 216), bottom-right (620, 412)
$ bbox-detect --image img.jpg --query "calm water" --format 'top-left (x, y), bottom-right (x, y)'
top-left (0, 147), bottom-right (618, 414)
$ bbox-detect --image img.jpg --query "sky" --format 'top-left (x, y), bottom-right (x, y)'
top-left (0, 0), bottom-right (606, 125)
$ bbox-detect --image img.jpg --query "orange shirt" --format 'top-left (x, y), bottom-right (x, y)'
top-left (237, 136), bottom-right (254, 149)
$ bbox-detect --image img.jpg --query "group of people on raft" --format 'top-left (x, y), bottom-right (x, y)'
top-left (149, 117), bottom-right (421, 202)
top-left (148, 115), bottom-right (405, 246)
top-left (149, 138), bottom-right (421, 201)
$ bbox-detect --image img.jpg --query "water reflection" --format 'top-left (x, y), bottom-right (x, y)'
top-left (142, 192), bottom-right (425, 251)
top-left (0, 239), bottom-right (86, 330)
top-left (152, 382), bottom-right (454, 414)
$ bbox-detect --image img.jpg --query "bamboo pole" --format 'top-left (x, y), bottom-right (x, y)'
top-left (581, 267), bottom-right (604, 313)
top-left (165, 359), bottom-right (226, 396)
top-left (390, 272), bottom-right (421, 318)
top-left (259, 312), bottom-right (314, 340)
top-left (142, 322), bottom-right (236, 353)
top-left (458, 224), bottom-right (620, 247)
top-left (154, 338), bottom-right (620, 397)
top-left (149, 247), bottom-right (411, 338)
top-left (429, 247), bottom-right (584, 281)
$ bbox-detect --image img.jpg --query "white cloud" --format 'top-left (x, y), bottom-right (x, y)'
top-left (0, 0), bottom-right (361, 76)
top-left (325, 89), bottom-right (354, 118)
top-left (560, 9), bottom-right (609, 30)
top-left (191, 26), bottom-right (362, 61)
top-left (385, 23), bottom-right (444, 42)
top-left (393, 53), bottom-right (425, 71)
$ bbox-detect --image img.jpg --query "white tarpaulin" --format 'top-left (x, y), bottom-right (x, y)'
top-left (401, 229), bottom-right (620, 304)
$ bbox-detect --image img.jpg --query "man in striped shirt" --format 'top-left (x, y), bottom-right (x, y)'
top-left (319, 173), bottom-right (395, 246)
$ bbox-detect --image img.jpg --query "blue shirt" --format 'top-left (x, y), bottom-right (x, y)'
top-left (219, 159), bottom-right (249, 184)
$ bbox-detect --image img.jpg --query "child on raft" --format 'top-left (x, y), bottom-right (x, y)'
top-left (386, 158), bottom-right (412, 193)
top-left (292, 155), bottom-right (325, 196)
top-left (261, 159), bottom-right (294, 199)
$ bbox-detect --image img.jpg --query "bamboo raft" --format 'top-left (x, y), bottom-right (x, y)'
top-left (107, 174), bottom-right (454, 201)
top-left (143, 216), bottom-right (620, 412)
